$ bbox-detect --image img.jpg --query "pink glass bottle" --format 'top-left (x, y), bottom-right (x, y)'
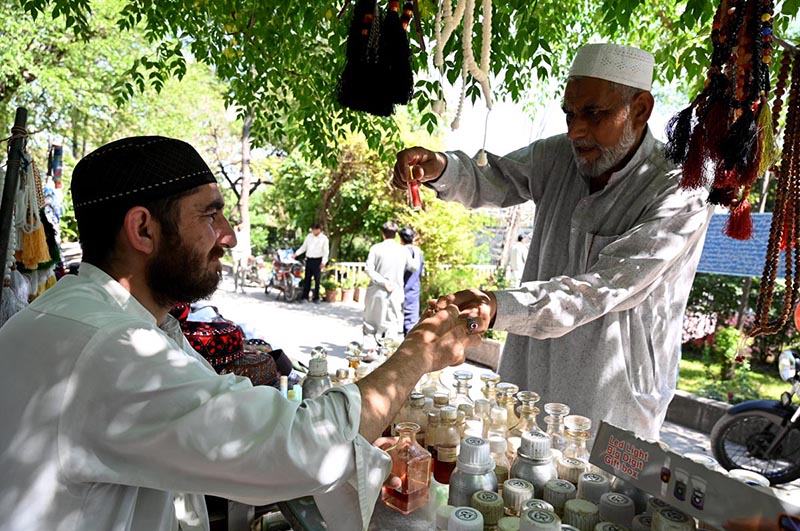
top-left (382, 422), bottom-right (432, 515)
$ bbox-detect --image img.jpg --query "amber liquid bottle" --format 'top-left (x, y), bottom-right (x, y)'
top-left (433, 406), bottom-right (460, 484)
top-left (382, 422), bottom-right (432, 515)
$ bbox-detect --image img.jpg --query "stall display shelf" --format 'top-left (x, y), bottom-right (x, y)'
top-left (589, 422), bottom-right (800, 530)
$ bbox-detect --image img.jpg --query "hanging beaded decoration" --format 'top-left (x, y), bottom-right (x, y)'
top-left (665, 0), bottom-right (776, 240)
top-left (750, 48), bottom-right (800, 337)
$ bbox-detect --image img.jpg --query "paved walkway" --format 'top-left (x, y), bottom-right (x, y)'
top-left (207, 273), bottom-right (800, 501)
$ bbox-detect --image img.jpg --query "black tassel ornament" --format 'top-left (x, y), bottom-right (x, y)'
top-left (337, 0), bottom-right (394, 116)
top-left (379, 0), bottom-right (414, 105)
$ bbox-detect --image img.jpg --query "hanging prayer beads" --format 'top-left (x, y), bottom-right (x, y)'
top-left (751, 49), bottom-right (800, 337)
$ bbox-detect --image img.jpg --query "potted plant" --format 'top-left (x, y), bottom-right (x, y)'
top-left (354, 271), bottom-right (369, 302)
top-left (321, 276), bottom-right (340, 303)
top-left (340, 274), bottom-right (356, 303)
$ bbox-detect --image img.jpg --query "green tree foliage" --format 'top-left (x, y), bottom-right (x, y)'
top-left (17, 0), bottom-right (800, 165)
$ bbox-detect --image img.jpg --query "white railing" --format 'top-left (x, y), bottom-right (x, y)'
top-left (331, 262), bottom-right (497, 285)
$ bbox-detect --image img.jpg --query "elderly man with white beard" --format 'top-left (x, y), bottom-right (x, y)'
top-left (392, 43), bottom-right (714, 441)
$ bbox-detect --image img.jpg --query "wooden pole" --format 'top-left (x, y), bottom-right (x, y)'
top-left (0, 107), bottom-right (29, 310)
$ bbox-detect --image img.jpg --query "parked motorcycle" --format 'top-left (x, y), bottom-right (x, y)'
top-left (239, 254), bottom-right (267, 288)
top-left (710, 348), bottom-right (800, 484)
top-left (265, 250), bottom-right (304, 302)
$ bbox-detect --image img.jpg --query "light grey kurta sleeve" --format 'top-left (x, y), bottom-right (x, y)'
top-left (58, 323), bottom-right (390, 531)
top-left (428, 136), bottom-right (565, 208)
top-left (491, 185), bottom-right (712, 338)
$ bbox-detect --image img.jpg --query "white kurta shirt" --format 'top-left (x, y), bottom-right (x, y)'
top-left (363, 239), bottom-right (420, 338)
top-left (0, 263), bottom-right (389, 531)
top-left (295, 232), bottom-right (330, 263)
top-left (430, 130), bottom-right (713, 440)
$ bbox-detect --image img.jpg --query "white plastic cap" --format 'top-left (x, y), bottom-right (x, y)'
top-left (577, 472), bottom-right (611, 505)
top-left (519, 508), bottom-right (561, 531)
top-left (520, 431), bottom-right (551, 460)
top-left (458, 437), bottom-right (492, 468)
top-left (448, 506), bottom-right (484, 531)
top-left (503, 479), bottom-right (535, 515)
top-left (489, 436), bottom-right (508, 455)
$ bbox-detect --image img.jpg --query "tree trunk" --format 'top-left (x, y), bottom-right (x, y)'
top-left (239, 111), bottom-right (254, 247)
top-left (736, 171), bottom-right (771, 331)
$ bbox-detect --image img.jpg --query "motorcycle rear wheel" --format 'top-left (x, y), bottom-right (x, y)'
top-left (711, 410), bottom-right (800, 484)
top-left (284, 280), bottom-right (298, 302)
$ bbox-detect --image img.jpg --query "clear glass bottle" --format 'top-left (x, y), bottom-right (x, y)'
top-left (432, 392), bottom-right (450, 411)
top-left (473, 398), bottom-right (492, 438)
top-left (496, 383), bottom-right (520, 430)
top-left (451, 370), bottom-right (474, 409)
top-left (301, 357), bottom-right (332, 399)
top-left (331, 368), bottom-right (353, 386)
top-left (507, 391), bottom-right (542, 457)
top-left (347, 354), bottom-right (361, 373)
top-left (392, 398), bottom-right (412, 436)
top-left (489, 436), bottom-right (511, 495)
top-left (419, 370), bottom-right (451, 399)
top-left (434, 406), bottom-right (460, 484)
top-left (426, 410), bottom-right (440, 461)
top-left (543, 403), bottom-right (570, 455)
top-left (459, 403), bottom-right (484, 439)
top-left (563, 415), bottom-right (592, 462)
top-left (382, 422), bottom-right (432, 515)
top-left (456, 409), bottom-right (466, 439)
top-left (486, 405), bottom-right (508, 440)
top-left (480, 372), bottom-right (501, 404)
top-left (407, 392), bottom-right (428, 445)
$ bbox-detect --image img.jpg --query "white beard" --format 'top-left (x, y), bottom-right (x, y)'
top-left (572, 114), bottom-right (638, 178)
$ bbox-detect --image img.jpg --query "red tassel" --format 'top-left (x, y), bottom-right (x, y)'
top-left (712, 163), bottom-right (738, 189)
top-left (724, 198), bottom-right (753, 240)
top-left (702, 101), bottom-right (730, 163)
top-left (681, 127), bottom-right (708, 189)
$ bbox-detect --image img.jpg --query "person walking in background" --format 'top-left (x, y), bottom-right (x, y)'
top-left (231, 219), bottom-right (250, 293)
top-left (292, 222), bottom-right (329, 304)
top-left (508, 234), bottom-right (528, 286)
top-left (363, 222), bottom-right (420, 349)
top-left (399, 226), bottom-right (424, 335)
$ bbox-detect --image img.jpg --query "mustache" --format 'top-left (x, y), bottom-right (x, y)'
top-left (209, 247), bottom-right (225, 260)
top-left (572, 139), bottom-right (600, 149)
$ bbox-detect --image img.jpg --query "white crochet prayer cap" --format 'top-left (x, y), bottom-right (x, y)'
top-left (568, 43), bottom-right (654, 91)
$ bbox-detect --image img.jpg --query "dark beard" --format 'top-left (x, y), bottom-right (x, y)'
top-left (147, 231), bottom-right (223, 308)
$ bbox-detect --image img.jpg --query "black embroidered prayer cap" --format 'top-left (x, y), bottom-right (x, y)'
top-left (71, 136), bottom-right (217, 213)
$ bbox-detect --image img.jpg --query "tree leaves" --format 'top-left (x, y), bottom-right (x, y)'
top-left (11, 0), bottom-right (800, 167)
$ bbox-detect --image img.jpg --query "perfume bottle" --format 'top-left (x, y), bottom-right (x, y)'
top-left (480, 372), bottom-right (501, 404)
top-left (507, 391), bottom-right (542, 458)
top-left (459, 403), bottom-right (484, 439)
top-left (451, 370), bottom-right (475, 409)
top-left (420, 370), bottom-right (451, 399)
top-left (301, 356), bottom-right (332, 399)
top-left (332, 368), bottom-right (353, 387)
top-left (563, 415), bottom-right (592, 463)
top-left (434, 406), bottom-right (460, 484)
top-left (382, 422), bottom-right (432, 515)
top-left (543, 403), bottom-right (570, 455)
top-left (473, 398), bottom-right (492, 438)
top-left (496, 383), bottom-right (520, 430)
top-left (407, 392), bottom-right (428, 445)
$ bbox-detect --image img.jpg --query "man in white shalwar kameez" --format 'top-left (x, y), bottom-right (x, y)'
top-left (393, 44), bottom-right (713, 441)
top-left (0, 137), bottom-right (481, 531)
top-left (363, 221), bottom-right (420, 348)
